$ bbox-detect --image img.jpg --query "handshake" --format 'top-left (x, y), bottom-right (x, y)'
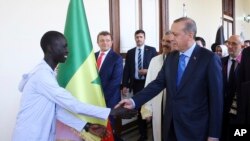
top-left (109, 106), bottom-right (137, 119)
top-left (85, 107), bottom-right (137, 138)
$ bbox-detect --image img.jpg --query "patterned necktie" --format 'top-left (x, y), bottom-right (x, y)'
top-left (138, 48), bottom-right (142, 78)
top-left (97, 52), bottom-right (105, 70)
top-left (176, 54), bottom-right (186, 87)
top-left (228, 59), bottom-right (237, 115)
top-left (228, 59), bottom-right (236, 83)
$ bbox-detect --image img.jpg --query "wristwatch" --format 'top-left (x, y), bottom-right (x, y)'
top-left (84, 122), bottom-right (91, 132)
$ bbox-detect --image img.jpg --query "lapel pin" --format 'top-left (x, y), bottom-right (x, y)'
top-left (193, 56), bottom-right (196, 60)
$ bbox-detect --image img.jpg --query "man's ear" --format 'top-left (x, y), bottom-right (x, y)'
top-left (46, 45), bottom-right (52, 52)
top-left (189, 32), bottom-right (195, 39)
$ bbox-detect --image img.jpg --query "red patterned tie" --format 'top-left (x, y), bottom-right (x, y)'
top-left (97, 52), bottom-right (105, 70)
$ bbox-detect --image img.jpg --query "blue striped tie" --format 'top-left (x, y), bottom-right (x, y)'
top-left (176, 54), bottom-right (186, 87)
top-left (138, 48), bottom-right (142, 79)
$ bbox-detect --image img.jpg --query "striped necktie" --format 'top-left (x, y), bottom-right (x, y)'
top-left (138, 48), bottom-right (142, 78)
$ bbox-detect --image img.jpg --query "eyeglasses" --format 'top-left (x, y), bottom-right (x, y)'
top-left (227, 41), bottom-right (240, 46)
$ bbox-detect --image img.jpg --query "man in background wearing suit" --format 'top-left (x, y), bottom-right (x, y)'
top-left (221, 35), bottom-right (243, 141)
top-left (195, 36), bottom-right (206, 48)
top-left (95, 31), bottom-right (123, 140)
top-left (117, 17), bottom-right (223, 141)
top-left (122, 29), bottom-right (157, 141)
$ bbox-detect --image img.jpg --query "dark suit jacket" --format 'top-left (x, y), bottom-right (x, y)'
top-left (122, 45), bottom-right (157, 89)
top-left (221, 56), bottom-right (240, 115)
top-left (132, 45), bottom-right (223, 141)
top-left (238, 47), bottom-right (250, 123)
top-left (95, 50), bottom-right (123, 108)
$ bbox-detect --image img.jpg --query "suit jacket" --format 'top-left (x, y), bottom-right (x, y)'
top-left (132, 45), bottom-right (223, 141)
top-left (95, 50), bottom-right (123, 108)
top-left (238, 47), bottom-right (250, 123)
top-left (122, 45), bottom-right (157, 89)
top-left (221, 56), bottom-right (240, 115)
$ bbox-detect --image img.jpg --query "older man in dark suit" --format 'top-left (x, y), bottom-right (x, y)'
top-left (122, 29), bottom-right (157, 141)
top-left (221, 35), bottom-right (243, 141)
top-left (116, 17), bottom-right (223, 141)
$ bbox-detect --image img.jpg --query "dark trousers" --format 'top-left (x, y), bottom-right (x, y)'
top-left (133, 79), bottom-right (148, 139)
top-left (221, 113), bottom-right (238, 141)
top-left (166, 121), bottom-right (177, 141)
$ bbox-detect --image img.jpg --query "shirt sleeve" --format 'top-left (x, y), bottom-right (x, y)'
top-left (56, 105), bottom-right (86, 132)
top-left (35, 69), bottom-right (111, 120)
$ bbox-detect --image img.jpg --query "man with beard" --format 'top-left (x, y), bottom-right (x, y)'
top-left (140, 31), bottom-right (177, 141)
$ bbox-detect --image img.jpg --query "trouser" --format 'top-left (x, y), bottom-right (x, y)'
top-left (133, 79), bottom-right (147, 138)
top-left (166, 121), bottom-right (177, 141)
top-left (221, 113), bottom-right (238, 141)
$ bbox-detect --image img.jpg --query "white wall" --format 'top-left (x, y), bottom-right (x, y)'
top-left (142, 0), bottom-right (159, 51)
top-left (169, 0), bottom-right (222, 50)
top-left (120, 0), bottom-right (159, 53)
top-left (0, 0), bottom-right (109, 140)
top-left (235, 0), bottom-right (250, 40)
top-left (120, 0), bottom-right (140, 53)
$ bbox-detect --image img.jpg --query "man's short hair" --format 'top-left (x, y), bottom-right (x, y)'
top-left (195, 36), bottom-right (206, 47)
top-left (97, 31), bottom-right (113, 42)
top-left (244, 40), bottom-right (250, 43)
top-left (174, 17), bottom-right (197, 39)
top-left (40, 31), bottom-right (65, 53)
top-left (135, 29), bottom-right (145, 37)
top-left (211, 43), bottom-right (219, 52)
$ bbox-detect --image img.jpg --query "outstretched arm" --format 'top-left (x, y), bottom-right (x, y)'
top-left (115, 98), bottom-right (135, 109)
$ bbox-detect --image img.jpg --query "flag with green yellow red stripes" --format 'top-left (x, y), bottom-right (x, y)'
top-left (56, 0), bottom-right (114, 140)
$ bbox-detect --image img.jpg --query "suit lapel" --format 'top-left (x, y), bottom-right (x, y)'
top-left (143, 46), bottom-right (149, 67)
top-left (222, 56), bottom-right (229, 83)
top-left (177, 46), bottom-right (200, 91)
top-left (131, 48), bottom-right (136, 72)
top-left (222, 56), bottom-right (229, 75)
top-left (168, 52), bottom-right (179, 93)
top-left (95, 52), bottom-right (99, 60)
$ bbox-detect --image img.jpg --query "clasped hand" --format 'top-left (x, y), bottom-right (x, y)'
top-left (110, 107), bottom-right (137, 119)
top-left (87, 123), bottom-right (109, 138)
top-left (87, 107), bottom-right (137, 138)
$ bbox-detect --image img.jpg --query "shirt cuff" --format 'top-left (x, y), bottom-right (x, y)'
top-left (208, 137), bottom-right (219, 140)
top-left (129, 98), bottom-right (136, 109)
